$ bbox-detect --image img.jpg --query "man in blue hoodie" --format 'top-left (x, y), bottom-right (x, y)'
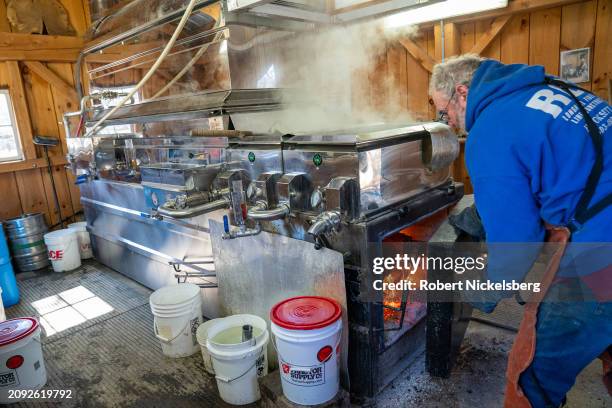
top-left (429, 55), bottom-right (611, 407)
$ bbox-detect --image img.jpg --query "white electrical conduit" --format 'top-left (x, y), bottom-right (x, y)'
top-left (151, 29), bottom-right (224, 99)
top-left (84, 0), bottom-right (198, 137)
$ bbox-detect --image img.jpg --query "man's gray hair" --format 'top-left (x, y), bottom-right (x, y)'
top-left (429, 54), bottom-right (484, 98)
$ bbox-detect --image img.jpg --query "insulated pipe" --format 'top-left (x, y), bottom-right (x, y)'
top-left (84, 0), bottom-right (198, 137)
top-left (247, 202), bottom-right (290, 221)
top-left (157, 198), bottom-right (229, 219)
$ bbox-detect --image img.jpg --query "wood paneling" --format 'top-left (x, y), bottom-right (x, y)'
top-left (383, 0), bottom-right (609, 194)
top-left (0, 173), bottom-right (22, 219)
top-left (0, 1), bottom-right (86, 225)
top-left (0, 0), bottom-right (10, 32)
top-left (592, 0), bottom-right (611, 99)
top-left (406, 33), bottom-right (430, 120)
top-left (475, 19), bottom-right (501, 59)
top-left (14, 169), bottom-right (49, 219)
top-left (501, 13), bottom-right (531, 64)
top-left (529, 8), bottom-right (561, 75)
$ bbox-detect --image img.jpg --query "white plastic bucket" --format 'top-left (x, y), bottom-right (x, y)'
top-left (67, 222), bottom-right (93, 259)
top-left (43, 229), bottom-right (81, 272)
top-left (206, 314), bottom-right (269, 405)
top-left (196, 318), bottom-right (221, 375)
top-left (270, 296), bottom-right (343, 406)
top-left (149, 283), bottom-right (203, 358)
top-left (0, 318), bottom-right (47, 404)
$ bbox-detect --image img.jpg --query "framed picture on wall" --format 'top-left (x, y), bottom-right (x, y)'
top-left (560, 47), bottom-right (590, 84)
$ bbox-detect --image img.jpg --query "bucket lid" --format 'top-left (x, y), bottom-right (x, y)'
top-left (0, 318), bottom-right (39, 347)
top-left (150, 283), bottom-right (200, 307)
top-left (44, 229), bottom-right (76, 244)
top-left (271, 296), bottom-right (341, 330)
top-left (68, 222), bottom-right (87, 231)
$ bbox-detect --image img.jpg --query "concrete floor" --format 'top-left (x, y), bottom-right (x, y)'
top-left (4, 260), bottom-right (610, 407)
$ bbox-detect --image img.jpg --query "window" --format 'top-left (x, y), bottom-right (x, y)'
top-left (0, 90), bottom-right (23, 162)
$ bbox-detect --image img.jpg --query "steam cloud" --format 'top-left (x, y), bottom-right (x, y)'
top-left (250, 20), bottom-right (418, 134)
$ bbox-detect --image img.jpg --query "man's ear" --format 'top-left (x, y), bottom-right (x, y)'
top-left (455, 84), bottom-right (469, 100)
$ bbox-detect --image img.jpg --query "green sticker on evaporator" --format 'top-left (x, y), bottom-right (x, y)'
top-left (248, 152), bottom-right (256, 162)
top-left (313, 153), bottom-right (323, 167)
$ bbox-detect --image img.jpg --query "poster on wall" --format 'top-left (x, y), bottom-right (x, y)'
top-left (560, 47), bottom-right (590, 84)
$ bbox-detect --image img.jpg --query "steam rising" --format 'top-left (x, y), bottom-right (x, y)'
top-left (261, 21), bottom-right (418, 134)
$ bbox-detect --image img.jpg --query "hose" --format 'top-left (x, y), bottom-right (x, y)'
top-left (84, 0), bottom-right (198, 137)
top-left (151, 29), bottom-right (224, 100)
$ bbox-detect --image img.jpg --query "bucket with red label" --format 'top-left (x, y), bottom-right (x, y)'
top-left (270, 296), bottom-right (342, 405)
top-left (43, 229), bottom-right (81, 273)
top-left (0, 318), bottom-right (47, 403)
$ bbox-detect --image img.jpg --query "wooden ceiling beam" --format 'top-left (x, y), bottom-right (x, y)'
top-left (0, 32), bottom-right (83, 62)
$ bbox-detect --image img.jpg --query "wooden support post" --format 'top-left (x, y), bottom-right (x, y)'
top-left (444, 22), bottom-right (461, 59)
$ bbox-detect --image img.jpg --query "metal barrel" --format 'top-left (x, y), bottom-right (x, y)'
top-left (3, 213), bottom-right (50, 272)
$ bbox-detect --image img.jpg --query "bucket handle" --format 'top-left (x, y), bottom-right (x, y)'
top-left (214, 345), bottom-right (264, 383)
top-left (270, 328), bottom-right (342, 365)
top-left (153, 302), bottom-right (200, 344)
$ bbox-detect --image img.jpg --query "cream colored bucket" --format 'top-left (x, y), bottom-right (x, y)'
top-left (149, 284), bottom-right (203, 358)
top-left (206, 315), bottom-right (269, 405)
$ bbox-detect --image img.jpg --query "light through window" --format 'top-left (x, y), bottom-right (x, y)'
top-left (0, 90), bottom-right (23, 162)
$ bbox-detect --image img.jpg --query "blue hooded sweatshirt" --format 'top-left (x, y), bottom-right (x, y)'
top-left (465, 60), bottom-right (612, 286)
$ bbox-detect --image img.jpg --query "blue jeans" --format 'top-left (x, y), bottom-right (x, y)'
top-left (519, 283), bottom-right (612, 407)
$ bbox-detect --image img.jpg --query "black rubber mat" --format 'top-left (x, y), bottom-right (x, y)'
top-left (5, 262), bottom-right (237, 408)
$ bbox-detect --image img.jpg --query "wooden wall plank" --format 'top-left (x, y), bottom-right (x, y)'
top-left (47, 63), bottom-right (78, 151)
top-left (475, 19), bottom-right (501, 59)
top-left (399, 37), bottom-right (435, 73)
top-left (459, 23), bottom-right (475, 54)
top-left (433, 22), bottom-right (443, 62)
top-left (6, 62), bottom-right (36, 160)
top-left (24, 61), bottom-right (78, 101)
top-left (426, 28), bottom-right (436, 119)
top-left (23, 65), bottom-right (61, 155)
top-left (0, 173), bottom-right (22, 220)
top-left (561, 1), bottom-right (597, 90)
top-left (14, 169), bottom-right (50, 222)
top-left (41, 165), bottom-right (75, 225)
top-left (561, 1), bottom-right (597, 50)
top-left (529, 7), bottom-right (562, 75)
top-left (369, 44), bottom-right (389, 112)
top-left (406, 32), bottom-right (430, 120)
top-left (386, 44), bottom-right (408, 117)
top-left (592, 0), bottom-right (611, 99)
top-left (443, 22), bottom-right (461, 59)
top-left (471, 15), bottom-right (512, 55)
top-left (47, 62), bottom-right (82, 213)
top-left (501, 13), bottom-right (531, 64)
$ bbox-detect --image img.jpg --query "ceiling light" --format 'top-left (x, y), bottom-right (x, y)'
top-left (383, 0), bottom-right (508, 28)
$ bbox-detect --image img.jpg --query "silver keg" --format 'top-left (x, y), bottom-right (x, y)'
top-left (3, 213), bottom-right (50, 271)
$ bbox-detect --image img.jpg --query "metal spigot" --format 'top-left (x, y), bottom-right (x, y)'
top-left (307, 211), bottom-right (341, 250)
top-left (222, 215), bottom-right (262, 240)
